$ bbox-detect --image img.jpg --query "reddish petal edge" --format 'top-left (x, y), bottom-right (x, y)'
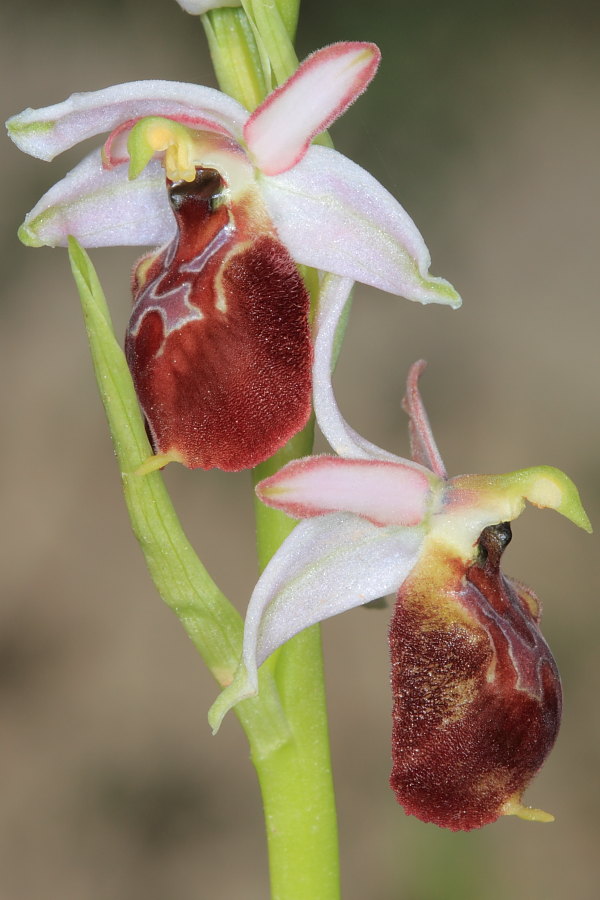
top-left (256, 455), bottom-right (432, 527)
top-left (244, 41), bottom-right (381, 176)
top-left (402, 360), bottom-right (448, 479)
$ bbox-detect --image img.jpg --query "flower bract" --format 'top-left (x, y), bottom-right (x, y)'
top-left (209, 275), bottom-right (591, 829)
top-left (7, 43), bottom-right (460, 470)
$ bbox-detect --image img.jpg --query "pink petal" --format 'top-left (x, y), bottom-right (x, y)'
top-left (402, 360), bottom-right (448, 478)
top-left (244, 42), bottom-right (380, 176)
top-left (257, 456), bottom-right (435, 527)
top-left (208, 513), bottom-right (424, 730)
top-left (260, 146), bottom-right (462, 304)
top-left (7, 80), bottom-right (247, 161)
top-left (18, 150), bottom-right (175, 248)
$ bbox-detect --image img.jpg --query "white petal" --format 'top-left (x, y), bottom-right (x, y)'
top-left (174, 0), bottom-right (240, 12)
top-left (208, 514), bottom-right (424, 730)
top-left (257, 455), bottom-right (436, 527)
top-left (312, 274), bottom-right (408, 461)
top-left (18, 150), bottom-right (175, 248)
top-left (260, 145), bottom-right (462, 304)
top-left (7, 80), bottom-right (247, 161)
top-left (244, 42), bottom-right (380, 176)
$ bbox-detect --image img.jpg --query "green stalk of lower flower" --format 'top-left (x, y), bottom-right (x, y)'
top-left (248, 276), bottom-right (339, 900)
top-left (252, 434), bottom-right (341, 900)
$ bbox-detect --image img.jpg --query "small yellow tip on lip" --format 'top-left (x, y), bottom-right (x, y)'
top-left (502, 795), bottom-right (555, 823)
top-left (134, 451), bottom-right (182, 476)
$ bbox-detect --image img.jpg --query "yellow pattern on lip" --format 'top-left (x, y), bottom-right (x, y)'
top-left (502, 793), bottom-right (555, 823)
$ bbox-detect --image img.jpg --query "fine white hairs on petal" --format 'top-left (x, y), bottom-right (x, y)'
top-left (313, 274), bottom-right (407, 462)
top-left (244, 42), bottom-right (380, 176)
top-left (209, 513), bottom-right (424, 730)
top-left (7, 80), bottom-right (247, 161)
top-left (257, 456), bottom-right (434, 527)
top-left (260, 146), bottom-right (462, 305)
top-left (18, 150), bottom-right (175, 248)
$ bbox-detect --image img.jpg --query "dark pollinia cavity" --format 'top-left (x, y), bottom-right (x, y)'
top-left (125, 167), bottom-right (312, 471)
top-left (389, 523), bottom-right (562, 831)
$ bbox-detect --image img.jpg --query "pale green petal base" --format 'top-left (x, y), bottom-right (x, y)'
top-left (209, 663), bottom-right (256, 733)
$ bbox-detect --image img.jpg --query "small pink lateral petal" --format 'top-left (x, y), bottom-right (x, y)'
top-left (402, 360), bottom-right (448, 479)
top-left (244, 42), bottom-right (380, 176)
top-left (257, 456), bottom-right (434, 527)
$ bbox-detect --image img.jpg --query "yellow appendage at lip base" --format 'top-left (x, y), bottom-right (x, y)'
top-left (502, 793), bottom-right (555, 823)
top-left (135, 450), bottom-right (183, 476)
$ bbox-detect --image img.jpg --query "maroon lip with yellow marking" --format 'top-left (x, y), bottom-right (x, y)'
top-left (125, 167), bottom-right (312, 470)
top-left (389, 522), bottom-right (561, 831)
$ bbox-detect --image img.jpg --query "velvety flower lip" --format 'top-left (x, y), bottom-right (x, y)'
top-left (6, 42), bottom-right (461, 310)
top-left (208, 278), bottom-right (590, 731)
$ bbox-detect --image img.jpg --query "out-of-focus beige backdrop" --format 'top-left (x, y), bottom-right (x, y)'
top-left (2, 1), bottom-right (599, 898)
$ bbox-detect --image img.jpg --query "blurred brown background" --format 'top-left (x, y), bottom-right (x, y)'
top-left (1, 1), bottom-right (599, 898)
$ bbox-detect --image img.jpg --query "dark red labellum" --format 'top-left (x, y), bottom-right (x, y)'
top-left (125, 167), bottom-right (312, 470)
top-left (389, 523), bottom-right (562, 830)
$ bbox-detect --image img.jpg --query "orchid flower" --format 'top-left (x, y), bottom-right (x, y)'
top-left (209, 274), bottom-right (591, 830)
top-left (7, 43), bottom-right (460, 471)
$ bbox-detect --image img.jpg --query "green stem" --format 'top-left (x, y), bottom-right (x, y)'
top-left (254, 625), bottom-right (340, 900)
top-left (176, 4), bottom-right (341, 894)
top-left (202, 7), bottom-right (268, 110)
top-left (202, 3), bottom-right (341, 891)
top-left (241, 0), bottom-right (299, 86)
top-left (252, 429), bottom-right (341, 900)
top-left (252, 418), bottom-right (314, 568)
top-left (202, 0), bottom-right (300, 108)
